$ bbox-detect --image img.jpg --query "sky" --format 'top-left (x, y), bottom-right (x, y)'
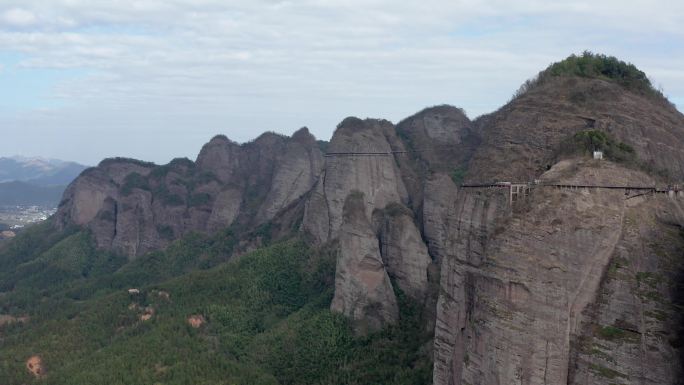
top-left (0, 1), bottom-right (683, 165)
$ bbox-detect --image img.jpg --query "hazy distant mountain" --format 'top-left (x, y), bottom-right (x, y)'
top-left (0, 156), bottom-right (88, 186)
top-left (0, 181), bottom-right (65, 206)
top-left (0, 156), bottom-right (88, 207)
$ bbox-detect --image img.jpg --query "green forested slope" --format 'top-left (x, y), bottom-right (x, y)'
top-left (0, 224), bottom-right (432, 385)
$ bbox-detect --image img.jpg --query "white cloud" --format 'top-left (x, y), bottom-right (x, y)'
top-left (0, 0), bottom-right (682, 163)
top-left (1, 8), bottom-right (37, 27)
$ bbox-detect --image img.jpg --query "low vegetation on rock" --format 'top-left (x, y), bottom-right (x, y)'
top-left (559, 129), bottom-right (636, 164)
top-left (514, 51), bottom-right (669, 103)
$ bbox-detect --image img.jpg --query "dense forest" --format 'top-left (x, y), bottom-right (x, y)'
top-left (0, 221), bottom-right (432, 384)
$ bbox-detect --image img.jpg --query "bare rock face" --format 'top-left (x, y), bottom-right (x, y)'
top-left (330, 192), bottom-right (398, 333)
top-left (433, 160), bottom-right (684, 385)
top-left (55, 129), bottom-right (323, 258)
top-left (257, 127), bottom-right (323, 223)
top-left (195, 135), bottom-right (242, 184)
top-left (55, 159), bottom-right (153, 228)
top-left (393, 106), bottom-right (478, 223)
top-left (378, 202), bottom-right (431, 299)
top-left (569, 197), bottom-right (684, 385)
top-left (207, 188), bottom-right (242, 232)
top-left (303, 117), bottom-right (408, 243)
top-left (432, 185), bottom-right (511, 385)
top-left (300, 115), bottom-right (443, 330)
top-left (422, 172), bottom-right (459, 263)
top-left (301, 176), bottom-right (330, 244)
top-left (303, 117), bottom-right (435, 331)
top-left (395, 105), bottom-right (478, 173)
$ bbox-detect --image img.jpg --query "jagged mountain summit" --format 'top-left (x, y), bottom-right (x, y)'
top-left (55, 128), bottom-right (322, 256)
top-left (2, 52), bottom-right (684, 385)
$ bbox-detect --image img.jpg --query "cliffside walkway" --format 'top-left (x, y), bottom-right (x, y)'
top-left (323, 146), bottom-right (455, 157)
top-left (324, 152), bottom-right (392, 157)
top-left (322, 151), bottom-right (683, 199)
top-left (460, 182), bottom-right (683, 204)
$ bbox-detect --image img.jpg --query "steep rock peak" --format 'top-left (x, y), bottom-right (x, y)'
top-left (335, 117), bottom-right (393, 136)
top-left (207, 134), bottom-right (236, 145)
top-left (400, 104), bottom-right (468, 123)
top-left (196, 135), bottom-right (240, 161)
top-left (291, 127), bottom-right (316, 145)
top-left (306, 115), bottom-right (409, 242)
top-left (167, 157), bottom-right (195, 172)
top-left (249, 131), bottom-right (289, 147)
top-left (328, 117), bottom-right (395, 154)
top-left (396, 104), bottom-right (475, 147)
top-left (195, 134), bottom-right (242, 182)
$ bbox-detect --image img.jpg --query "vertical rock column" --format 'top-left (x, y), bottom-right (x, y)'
top-left (331, 192), bottom-right (399, 334)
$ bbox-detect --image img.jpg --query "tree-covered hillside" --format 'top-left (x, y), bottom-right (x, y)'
top-left (0, 223), bottom-right (432, 385)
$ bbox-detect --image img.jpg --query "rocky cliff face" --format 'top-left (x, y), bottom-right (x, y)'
top-left (433, 162), bottom-right (684, 385)
top-left (302, 117), bottom-right (409, 243)
top-left (569, 196), bottom-right (684, 385)
top-left (429, 73), bottom-right (684, 384)
top-left (302, 112), bottom-right (476, 332)
top-left (56, 128), bottom-right (323, 257)
top-left (330, 192), bottom-right (399, 333)
top-left (377, 202), bottom-right (431, 300)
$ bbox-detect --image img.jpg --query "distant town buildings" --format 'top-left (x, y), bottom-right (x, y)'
top-left (0, 205), bottom-right (57, 232)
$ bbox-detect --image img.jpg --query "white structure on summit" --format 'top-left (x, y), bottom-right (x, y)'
top-left (593, 150), bottom-right (604, 160)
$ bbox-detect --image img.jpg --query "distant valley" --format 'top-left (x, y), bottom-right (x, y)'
top-left (0, 156), bottom-right (87, 233)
